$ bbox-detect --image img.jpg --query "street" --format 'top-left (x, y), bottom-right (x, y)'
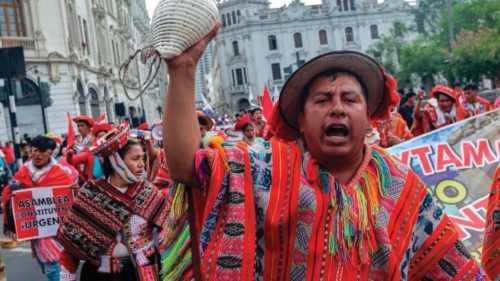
top-left (0, 217), bottom-right (43, 280)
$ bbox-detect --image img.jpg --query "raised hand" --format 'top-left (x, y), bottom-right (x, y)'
top-left (165, 22), bottom-right (222, 70)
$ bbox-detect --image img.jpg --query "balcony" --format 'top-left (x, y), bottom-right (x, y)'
top-left (228, 85), bottom-right (247, 94)
top-left (0, 37), bottom-right (36, 51)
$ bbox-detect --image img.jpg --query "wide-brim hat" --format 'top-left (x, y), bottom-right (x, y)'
top-left (430, 85), bottom-right (457, 102)
top-left (73, 116), bottom-right (95, 127)
top-left (91, 123), bottom-right (130, 157)
top-left (91, 123), bottom-right (114, 137)
top-left (196, 111), bottom-right (214, 130)
top-left (275, 50), bottom-right (398, 141)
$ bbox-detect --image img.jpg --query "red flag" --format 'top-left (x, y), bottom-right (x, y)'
top-left (95, 113), bottom-right (106, 125)
top-left (261, 85), bottom-right (273, 121)
top-left (66, 112), bottom-right (75, 148)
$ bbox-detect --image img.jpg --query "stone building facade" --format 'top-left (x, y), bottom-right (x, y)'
top-left (0, 0), bottom-right (164, 142)
top-left (209, 0), bottom-right (417, 113)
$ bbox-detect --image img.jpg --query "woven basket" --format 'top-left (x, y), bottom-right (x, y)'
top-left (147, 0), bottom-right (219, 59)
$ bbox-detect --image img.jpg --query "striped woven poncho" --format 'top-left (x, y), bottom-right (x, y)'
top-left (160, 139), bottom-right (487, 281)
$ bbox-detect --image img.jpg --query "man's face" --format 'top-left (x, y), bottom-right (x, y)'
top-left (464, 90), bottom-right (477, 103)
top-left (77, 122), bottom-right (90, 137)
top-left (298, 74), bottom-right (368, 166)
top-left (30, 147), bottom-right (51, 168)
top-left (437, 94), bottom-right (454, 113)
top-left (252, 110), bottom-right (263, 123)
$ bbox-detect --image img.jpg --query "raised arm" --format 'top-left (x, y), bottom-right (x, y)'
top-left (163, 23), bottom-right (221, 187)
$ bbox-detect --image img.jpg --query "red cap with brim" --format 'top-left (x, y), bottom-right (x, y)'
top-left (430, 85), bottom-right (457, 102)
top-left (137, 123), bottom-right (149, 130)
top-left (91, 123), bottom-right (113, 137)
top-left (91, 124), bottom-right (130, 157)
top-left (73, 116), bottom-right (95, 127)
top-left (271, 50), bottom-right (399, 141)
top-left (235, 115), bottom-right (251, 131)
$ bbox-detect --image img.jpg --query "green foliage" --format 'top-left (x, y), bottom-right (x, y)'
top-left (398, 0), bottom-right (500, 84)
top-left (449, 28), bottom-right (500, 81)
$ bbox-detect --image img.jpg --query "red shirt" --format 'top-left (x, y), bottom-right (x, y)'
top-left (2, 145), bottom-right (14, 163)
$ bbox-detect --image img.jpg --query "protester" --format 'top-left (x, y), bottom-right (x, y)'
top-left (20, 140), bottom-right (31, 163)
top-left (196, 110), bottom-right (213, 138)
top-left (58, 124), bottom-right (170, 281)
top-left (66, 122), bottom-right (113, 182)
top-left (397, 91), bottom-right (416, 128)
top-left (162, 25), bottom-right (484, 280)
top-left (73, 116), bottom-right (95, 149)
top-left (1, 141), bottom-right (16, 174)
top-left (234, 114), bottom-right (263, 146)
top-left (2, 136), bottom-right (74, 281)
top-left (412, 85), bottom-right (469, 136)
top-left (462, 83), bottom-right (492, 116)
top-left (372, 109), bottom-right (413, 148)
top-left (249, 107), bottom-right (268, 138)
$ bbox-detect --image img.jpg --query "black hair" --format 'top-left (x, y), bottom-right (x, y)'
top-left (235, 113), bottom-right (242, 118)
top-left (435, 92), bottom-right (455, 103)
top-left (299, 69), bottom-right (368, 112)
top-left (241, 122), bottom-right (254, 132)
top-left (198, 117), bottom-right (208, 126)
top-left (463, 84), bottom-right (478, 91)
top-left (453, 82), bottom-right (462, 87)
top-left (405, 91), bottom-right (416, 98)
top-left (102, 138), bottom-right (142, 178)
top-left (77, 120), bottom-right (92, 127)
top-left (249, 107), bottom-right (262, 116)
top-left (30, 136), bottom-right (57, 152)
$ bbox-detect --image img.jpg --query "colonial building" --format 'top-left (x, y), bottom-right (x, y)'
top-left (0, 0), bottom-right (163, 142)
top-left (208, 0), bottom-right (417, 113)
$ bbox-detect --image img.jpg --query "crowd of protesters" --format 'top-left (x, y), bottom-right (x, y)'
top-left (0, 24), bottom-right (497, 281)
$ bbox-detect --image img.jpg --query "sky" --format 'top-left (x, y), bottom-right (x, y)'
top-left (145, 0), bottom-right (322, 18)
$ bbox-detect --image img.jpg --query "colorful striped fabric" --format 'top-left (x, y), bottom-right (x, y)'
top-left (172, 139), bottom-right (487, 280)
top-left (482, 165), bottom-right (499, 280)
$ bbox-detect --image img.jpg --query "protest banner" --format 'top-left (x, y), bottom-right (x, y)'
top-left (11, 186), bottom-right (74, 241)
top-left (388, 108), bottom-right (500, 260)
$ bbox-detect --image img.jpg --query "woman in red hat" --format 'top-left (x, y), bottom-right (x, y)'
top-left (66, 123), bottom-right (114, 182)
top-left (412, 85), bottom-right (469, 136)
top-left (161, 24), bottom-right (484, 280)
top-left (58, 124), bottom-right (170, 281)
top-left (234, 115), bottom-right (264, 147)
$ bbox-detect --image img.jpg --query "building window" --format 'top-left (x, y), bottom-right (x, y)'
top-left (343, 0), bottom-right (348, 11)
top-left (0, 0), bottom-right (26, 37)
top-left (227, 12), bottom-right (231, 25)
top-left (231, 69), bottom-right (236, 86)
top-left (77, 79), bottom-right (87, 115)
top-left (232, 41), bottom-right (239, 56)
top-left (293, 32), bottom-right (303, 48)
top-left (83, 19), bottom-right (91, 55)
top-left (222, 14), bottom-right (226, 27)
top-left (345, 27), bottom-right (354, 42)
top-left (235, 68), bottom-right (244, 85)
top-left (231, 11), bottom-right (236, 25)
top-left (89, 87), bottom-right (100, 119)
top-left (268, 35), bottom-right (277, 50)
top-left (370, 24), bottom-right (379, 39)
top-left (271, 63), bottom-right (282, 80)
top-left (319, 30), bottom-right (328, 45)
top-left (237, 10), bottom-right (241, 22)
top-left (349, 0), bottom-right (355, 10)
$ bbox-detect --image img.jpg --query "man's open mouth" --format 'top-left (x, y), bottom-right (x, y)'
top-left (325, 124), bottom-right (349, 140)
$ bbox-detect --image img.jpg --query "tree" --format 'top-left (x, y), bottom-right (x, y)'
top-left (449, 28), bottom-right (500, 82)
